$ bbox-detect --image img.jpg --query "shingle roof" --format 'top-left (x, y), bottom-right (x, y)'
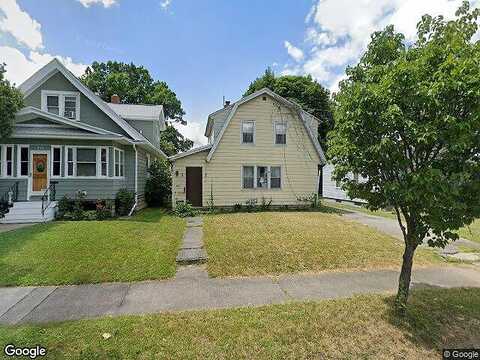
top-left (106, 103), bottom-right (163, 121)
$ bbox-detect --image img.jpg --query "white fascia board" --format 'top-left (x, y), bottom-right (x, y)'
top-left (169, 144), bottom-right (212, 161)
top-left (16, 107), bottom-right (124, 137)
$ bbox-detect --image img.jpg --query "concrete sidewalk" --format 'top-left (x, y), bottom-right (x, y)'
top-left (1, 266), bottom-right (479, 325)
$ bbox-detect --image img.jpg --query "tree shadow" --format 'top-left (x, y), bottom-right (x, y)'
top-left (126, 207), bottom-right (171, 223)
top-left (384, 287), bottom-right (480, 352)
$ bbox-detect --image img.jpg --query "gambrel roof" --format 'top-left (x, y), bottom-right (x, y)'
top-left (205, 88), bottom-right (327, 164)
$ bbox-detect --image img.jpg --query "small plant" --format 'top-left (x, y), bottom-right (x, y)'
top-left (206, 184), bottom-right (216, 213)
top-left (116, 188), bottom-right (135, 216)
top-left (259, 196), bottom-right (272, 211)
top-left (95, 199), bottom-right (113, 220)
top-left (57, 195), bottom-right (74, 218)
top-left (232, 203), bottom-right (243, 212)
top-left (174, 201), bottom-right (197, 217)
top-left (245, 198), bottom-right (257, 212)
top-left (297, 193), bottom-right (319, 208)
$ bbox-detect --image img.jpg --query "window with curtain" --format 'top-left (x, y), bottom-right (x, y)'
top-left (241, 121), bottom-right (255, 144)
top-left (242, 166), bottom-right (254, 189)
top-left (256, 166), bottom-right (268, 189)
top-left (274, 122), bottom-right (287, 145)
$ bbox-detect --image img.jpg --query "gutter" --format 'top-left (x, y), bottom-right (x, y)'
top-left (128, 143), bottom-right (138, 216)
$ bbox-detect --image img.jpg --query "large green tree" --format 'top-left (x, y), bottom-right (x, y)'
top-left (329, 2), bottom-right (480, 312)
top-left (81, 61), bottom-right (192, 154)
top-left (0, 64), bottom-right (23, 139)
top-left (244, 68), bottom-right (333, 150)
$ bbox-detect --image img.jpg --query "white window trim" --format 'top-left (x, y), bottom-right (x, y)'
top-left (41, 90), bottom-right (81, 121)
top-left (17, 144), bottom-right (29, 178)
top-left (113, 148), bottom-right (125, 178)
top-left (146, 153), bottom-right (151, 169)
top-left (273, 120), bottom-right (287, 145)
top-left (240, 120), bottom-right (256, 145)
top-left (2, 144), bottom-right (14, 178)
top-left (99, 147), bottom-right (109, 178)
top-left (51, 145), bottom-right (62, 178)
top-left (241, 165), bottom-right (282, 190)
top-left (64, 146), bottom-right (110, 179)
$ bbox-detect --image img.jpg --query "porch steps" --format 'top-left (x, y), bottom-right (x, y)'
top-left (0, 201), bottom-right (57, 224)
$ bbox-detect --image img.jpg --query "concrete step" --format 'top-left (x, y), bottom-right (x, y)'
top-left (12, 202), bottom-right (57, 209)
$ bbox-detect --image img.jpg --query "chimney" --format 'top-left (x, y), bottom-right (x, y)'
top-left (224, 100), bottom-right (231, 108)
top-left (111, 94), bottom-right (120, 104)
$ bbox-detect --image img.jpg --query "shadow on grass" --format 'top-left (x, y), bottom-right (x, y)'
top-left (0, 223), bottom-right (60, 287)
top-left (385, 287), bottom-right (480, 351)
top-left (126, 207), bottom-right (172, 223)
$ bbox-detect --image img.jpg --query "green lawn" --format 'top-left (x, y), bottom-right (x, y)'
top-left (1, 288), bottom-right (478, 359)
top-left (459, 219), bottom-right (480, 244)
top-left (203, 212), bottom-right (441, 277)
top-left (0, 208), bottom-right (184, 286)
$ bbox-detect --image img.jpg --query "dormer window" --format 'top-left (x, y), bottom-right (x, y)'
top-left (41, 90), bottom-right (80, 121)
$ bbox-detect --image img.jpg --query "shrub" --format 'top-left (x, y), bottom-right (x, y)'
top-left (297, 193), bottom-right (319, 208)
top-left (232, 203), bottom-right (243, 212)
top-left (95, 199), bottom-right (113, 220)
top-left (259, 196), bottom-right (272, 211)
top-left (57, 195), bottom-right (75, 218)
top-left (174, 202), bottom-right (197, 217)
top-left (145, 159), bottom-right (171, 207)
top-left (115, 188), bottom-right (135, 216)
top-left (245, 198), bottom-right (257, 212)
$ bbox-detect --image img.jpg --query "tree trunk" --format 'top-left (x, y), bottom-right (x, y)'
top-left (395, 242), bottom-right (416, 314)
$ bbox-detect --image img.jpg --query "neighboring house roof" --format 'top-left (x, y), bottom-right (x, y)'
top-left (205, 88), bottom-right (327, 164)
top-left (169, 144), bottom-right (212, 161)
top-left (17, 58), bottom-right (168, 158)
top-left (106, 102), bottom-right (165, 123)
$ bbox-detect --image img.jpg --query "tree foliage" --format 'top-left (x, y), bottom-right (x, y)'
top-left (159, 124), bottom-right (194, 157)
top-left (0, 64), bottom-right (23, 139)
top-left (329, 2), bottom-right (480, 311)
top-left (244, 68), bottom-right (333, 150)
top-left (145, 159), bottom-right (171, 206)
top-left (81, 61), bottom-right (193, 155)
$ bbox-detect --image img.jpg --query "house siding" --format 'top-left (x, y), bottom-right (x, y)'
top-left (0, 138), bottom-right (135, 201)
top-left (322, 163), bottom-right (367, 204)
top-left (24, 71), bottom-right (130, 137)
top-left (173, 95), bottom-right (321, 207)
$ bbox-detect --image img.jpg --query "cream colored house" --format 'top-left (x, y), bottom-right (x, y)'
top-left (170, 88), bottom-right (326, 208)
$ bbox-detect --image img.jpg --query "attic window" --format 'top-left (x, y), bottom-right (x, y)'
top-left (41, 91), bottom-right (80, 121)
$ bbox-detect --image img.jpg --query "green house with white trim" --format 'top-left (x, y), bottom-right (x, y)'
top-left (0, 59), bottom-right (166, 223)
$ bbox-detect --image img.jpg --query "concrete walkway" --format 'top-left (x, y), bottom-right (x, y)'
top-left (0, 223), bottom-right (35, 234)
top-left (0, 266), bottom-right (479, 325)
top-left (176, 217), bottom-right (208, 264)
top-left (342, 211), bottom-right (480, 255)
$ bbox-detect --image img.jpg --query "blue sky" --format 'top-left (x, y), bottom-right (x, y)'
top-left (1, 0), bottom-right (478, 145)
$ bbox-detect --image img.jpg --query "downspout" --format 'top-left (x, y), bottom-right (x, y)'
top-left (128, 144), bottom-right (138, 216)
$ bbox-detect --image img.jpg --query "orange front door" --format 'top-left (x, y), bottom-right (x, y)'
top-left (32, 154), bottom-right (48, 192)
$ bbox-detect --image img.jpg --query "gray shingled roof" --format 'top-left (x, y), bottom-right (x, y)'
top-left (106, 102), bottom-right (163, 121)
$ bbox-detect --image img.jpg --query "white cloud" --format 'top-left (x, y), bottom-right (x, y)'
top-left (0, 46), bottom-right (87, 85)
top-left (77, 0), bottom-right (117, 8)
top-left (173, 121), bottom-right (207, 146)
top-left (284, 0), bottom-right (479, 89)
top-left (284, 41), bottom-right (304, 62)
top-left (0, 0), bottom-right (43, 50)
top-left (160, 0), bottom-right (172, 10)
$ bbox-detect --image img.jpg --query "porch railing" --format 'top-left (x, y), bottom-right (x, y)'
top-left (41, 181), bottom-right (57, 217)
top-left (0, 181), bottom-right (19, 218)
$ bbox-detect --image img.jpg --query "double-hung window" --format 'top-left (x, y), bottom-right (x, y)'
top-left (65, 147), bottom-right (108, 177)
top-left (114, 148), bottom-right (125, 177)
top-left (42, 91), bottom-right (80, 120)
top-left (4, 145), bottom-right (13, 177)
top-left (241, 121), bottom-right (255, 144)
top-left (52, 147), bottom-right (62, 177)
top-left (274, 122), bottom-right (287, 145)
top-left (76, 148), bottom-right (97, 177)
top-left (18, 146), bottom-right (29, 177)
top-left (242, 166), bottom-right (282, 190)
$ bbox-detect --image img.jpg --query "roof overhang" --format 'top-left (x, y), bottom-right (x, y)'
top-left (18, 58), bottom-right (145, 141)
top-left (169, 144), bottom-right (212, 161)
